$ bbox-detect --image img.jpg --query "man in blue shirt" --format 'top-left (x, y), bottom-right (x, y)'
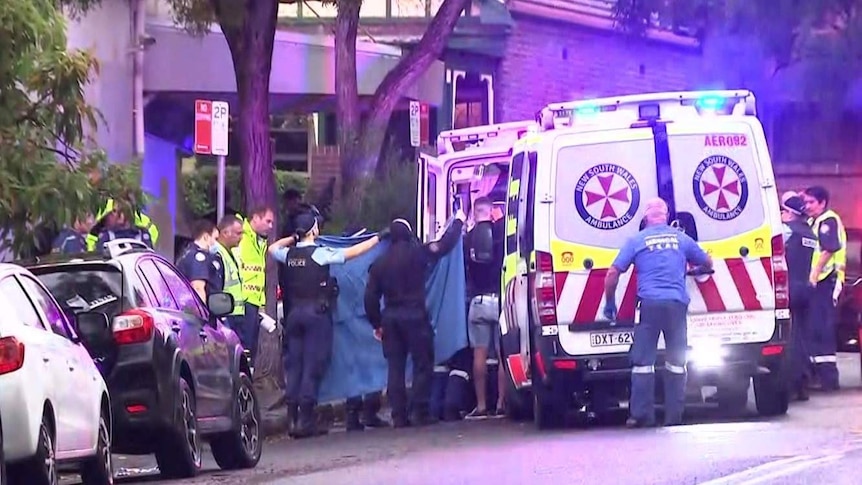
top-left (52, 214), bottom-right (95, 254)
top-left (603, 198), bottom-right (711, 428)
top-left (176, 220), bottom-right (220, 302)
top-left (268, 212), bottom-right (385, 438)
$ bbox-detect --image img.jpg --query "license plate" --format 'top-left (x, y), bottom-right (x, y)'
top-left (590, 330), bottom-right (634, 347)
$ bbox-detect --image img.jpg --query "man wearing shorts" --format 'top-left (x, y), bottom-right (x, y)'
top-left (464, 197), bottom-right (506, 419)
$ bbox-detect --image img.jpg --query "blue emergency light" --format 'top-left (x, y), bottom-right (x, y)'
top-left (696, 95), bottom-right (726, 110)
top-left (575, 104), bottom-right (600, 116)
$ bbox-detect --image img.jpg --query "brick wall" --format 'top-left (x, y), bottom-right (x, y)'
top-left (496, 13), bottom-right (706, 122)
top-left (308, 145), bottom-right (341, 199)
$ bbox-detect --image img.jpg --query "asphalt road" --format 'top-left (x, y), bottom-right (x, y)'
top-left (64, 353), bottom-right (862, 485)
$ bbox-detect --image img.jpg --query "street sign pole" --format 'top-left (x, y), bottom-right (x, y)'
top-left (211, 101), bottom-right (230, 221)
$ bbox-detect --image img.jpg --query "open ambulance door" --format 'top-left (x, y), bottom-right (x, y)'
top-left (416, 153), bottom-right (442, 243)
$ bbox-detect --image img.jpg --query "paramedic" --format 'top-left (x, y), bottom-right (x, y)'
top-left (780, 193), bottom-right (816, 401)
top-left (212, 214), bottom-right (246, 328)
top-left (234, 205), bottom-right (275, 365)
top-left (93, 202), bottom-right (155, 250)
top-left (364, 214), bottom-right (465, 428)
top-left (269, 212), bottom-right (383, 438)
top-left (52, 214), bottom-right (95, 254)
top-left (603, 198), bottom-right (711, 428)
top-left (802, 185), bottom-right (846, 392)
top-left (176, 220), bottom-right (220, 302)
top-left (463, 197), bottom-right (506, 419)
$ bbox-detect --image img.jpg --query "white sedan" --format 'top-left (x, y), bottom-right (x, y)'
top-left (0, 264), bottom-right (113, 485)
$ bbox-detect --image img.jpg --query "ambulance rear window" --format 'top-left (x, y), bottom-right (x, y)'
top-left (667, 131), bottom-right (766, 242)
top-left (553, 138), bottom-right (659, 248)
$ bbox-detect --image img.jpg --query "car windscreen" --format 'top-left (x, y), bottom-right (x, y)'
top-left (32, 266), bottom-right (125, 316)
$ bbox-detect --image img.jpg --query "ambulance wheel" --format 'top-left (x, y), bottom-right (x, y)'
top-left (533, 385), bottom-right (565, 430)
top-left (753, 374), bottom-right (789, 416)
top-left (503, 378), bottom-right (531, 422)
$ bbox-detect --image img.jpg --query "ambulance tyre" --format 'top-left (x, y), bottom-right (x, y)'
top-left (753, 374), bottom-right (789, 417)
top-left (502, 375), bottom-right (531, 422)
top-left (716, 379), bottom-right (750, 415)
top-left (531, 355), bottom-right (565, 429)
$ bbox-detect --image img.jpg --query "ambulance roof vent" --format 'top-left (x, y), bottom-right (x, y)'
top-left (102, 238), bottom-right (153, 259)
top-left (437, 121), bottom-right (537, 156)
top-left (537, 90), bottom-right (758, 131)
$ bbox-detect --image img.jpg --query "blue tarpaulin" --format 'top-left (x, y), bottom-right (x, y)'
top-left (313, 233), bottom-right (467, 403)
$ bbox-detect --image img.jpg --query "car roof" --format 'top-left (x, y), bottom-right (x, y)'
top-left (17, 249), bottom-right (155, 272)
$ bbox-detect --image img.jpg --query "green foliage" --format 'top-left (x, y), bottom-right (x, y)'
top-left (182, 167), bottom-right (308, 218)
top-left (324, 161), bottom-right (417, 236)
top-left (1, 0), bottom-right (147, 256)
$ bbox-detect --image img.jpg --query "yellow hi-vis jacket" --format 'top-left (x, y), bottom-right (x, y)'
top-left (810, 209), bottom-right (847, 283)
top-left (214, 242), bottom-right (245, 316)
top-left (87, 199), bottom-right (160, 251)
top-left (232, 218), bottom-right (267, 307)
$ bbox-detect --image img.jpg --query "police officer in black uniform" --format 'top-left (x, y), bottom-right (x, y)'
top-left (268, 212), bottom-right (384, 438)
top-left (364, 212), bottom-right (465, 428)
top-left (93, 203), bottom-right (154, 250)
top-left (52, 214), bottom-right (95, 254)
top-left (176, 220), bottom-right (220, 302)
top-left (780, 194), bottom-right (817, 401)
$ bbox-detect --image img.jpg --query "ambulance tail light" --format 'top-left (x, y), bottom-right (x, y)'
top-left (771, 235), bottom-right (790, 310)
top-left (530, 251), bottom-right (558, 326)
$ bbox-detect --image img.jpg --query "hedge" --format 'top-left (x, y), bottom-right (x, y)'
top-left (182, 166), bottom-right (308, 218)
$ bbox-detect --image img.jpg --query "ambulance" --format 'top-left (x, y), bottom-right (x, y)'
top-left (498, 90), bottom-right (791, 429)
top-left (416, 121), bottom-right (536, 242)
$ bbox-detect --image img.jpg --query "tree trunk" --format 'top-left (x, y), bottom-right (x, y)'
top-left (336, 0), bottom-right (471, 216)
top-left (216, 0), bottom-right (281, 390)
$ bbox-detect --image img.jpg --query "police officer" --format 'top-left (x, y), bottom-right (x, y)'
top-left (603, 198), bottom-right (711, 428)
top-left (212, 215), bottom-right (246, 327)
top-left (780, 193), bottom-right (817, 401)
top-left (88, 199), bottom-right (159, 251)
top-left (176, 220), bottom-right (220, 302)
top-left (802, 185), bottom-right (846, 392)
top-left (93, 202), bottom-right (155, 250)
top-left (364, 213), bottom-right (465, 428)
top-left (52, 214), bottom-right (95, 254)
top-left (268, 212), bottom-right (384, 438)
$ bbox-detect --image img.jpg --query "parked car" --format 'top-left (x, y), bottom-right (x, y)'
top-left (836, 229), bottom-right (862, 352)
top-left (0, 264), bottom-right (112, 485)
top-left (23, 239), bottom-right (262, 479)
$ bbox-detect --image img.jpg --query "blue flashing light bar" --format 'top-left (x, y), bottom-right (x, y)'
top-left (696, 95), bottom-right (726, 110)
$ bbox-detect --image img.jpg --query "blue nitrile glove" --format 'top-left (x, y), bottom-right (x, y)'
top-left (603, 298), bottom-right (618, 321)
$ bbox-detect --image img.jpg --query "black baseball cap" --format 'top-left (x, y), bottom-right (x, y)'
top-left (782, 195), bottom-right (806, 216)
top-left (295, 213), bottom-right (318, 234)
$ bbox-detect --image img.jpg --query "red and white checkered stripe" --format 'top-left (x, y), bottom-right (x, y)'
top-left (555, 257), bottom-right (775, 324)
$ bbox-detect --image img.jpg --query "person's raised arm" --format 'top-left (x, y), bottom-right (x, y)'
top-left (267, 235), bottom-right (296, 263)
top-left (604, 238), bottom-right (636, 303)
top-left (425, 214), bottom-right (465, 262)
top-left (343, 232), bottom-right (384, 261)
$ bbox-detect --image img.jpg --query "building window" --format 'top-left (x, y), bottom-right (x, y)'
top-left (452, 72), bottom-right (491, 129)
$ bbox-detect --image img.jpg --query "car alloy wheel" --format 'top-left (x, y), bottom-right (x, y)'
top-left (41, 424), bottom-right (57, 485)
top-left (238, 384), bottom-right (260, 456)
top-left (182, 389), bottom-right (201, 465)
top-left (99, 417), bottom-right (114, 484)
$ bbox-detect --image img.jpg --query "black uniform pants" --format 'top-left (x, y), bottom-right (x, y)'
top-left (346, 391), bottom-right (382, 419)
top-left (381, 305), bottom-right (435, 423)
top-left (789, 287), bottom-right (812, 390)
top-left (283, 302), bottom-right (334, 406)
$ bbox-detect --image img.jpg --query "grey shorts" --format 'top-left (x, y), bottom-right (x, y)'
top-left (468, 294), bottom-right (499, 350)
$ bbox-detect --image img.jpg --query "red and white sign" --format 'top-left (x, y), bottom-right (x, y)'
top-left (419, 103), bottom-right (430, 146)
top-left (194, 99), bottom-right (230, 156)
top-left (194, 100), bottom-right (213, 155)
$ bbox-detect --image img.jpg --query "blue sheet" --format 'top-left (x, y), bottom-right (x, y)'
top-left (313, 233), bottom-right (467, 403)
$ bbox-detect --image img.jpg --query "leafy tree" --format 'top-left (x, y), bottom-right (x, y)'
top-left (612, 0), bottom-right (862, 109)
top-left (1, 0), bottom-right (146, 258)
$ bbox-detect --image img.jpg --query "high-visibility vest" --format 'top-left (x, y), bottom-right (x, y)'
top-left (810, 209), bottom-right (847, 282)
top-left (90, 199), bottom-right (160, 250)
top-left (233, 218), bottom-right (267, 307)
top-left (215, 242), bottom-right (245, 316)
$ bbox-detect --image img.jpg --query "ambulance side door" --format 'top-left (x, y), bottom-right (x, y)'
top-left (416, 153), bottom-right (441, 243)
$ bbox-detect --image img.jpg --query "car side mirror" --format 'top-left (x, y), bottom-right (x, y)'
top-left (207, 292), bottom-right (234, 318)
top-left (73, 311), bottom-right (111, 348)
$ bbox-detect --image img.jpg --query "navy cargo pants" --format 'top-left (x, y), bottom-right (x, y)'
top-left (629, 299), bottom-right (688, 426)
top-left (808, 274), bottom-right (840, 390)
top-left (282, 302), bottom-right (334, 407)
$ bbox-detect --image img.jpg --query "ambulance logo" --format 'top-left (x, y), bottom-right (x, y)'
top-left (692, 155), bottom-right (749, 221)
top-left (574, 163), bottom-right (641, 230)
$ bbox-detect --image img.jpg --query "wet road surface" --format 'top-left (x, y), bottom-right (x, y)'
top-left (64, 353), bottom-right (862, 484)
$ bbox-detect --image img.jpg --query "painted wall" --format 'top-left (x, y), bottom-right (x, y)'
top-left (66, 1), bottom-right (136, 163)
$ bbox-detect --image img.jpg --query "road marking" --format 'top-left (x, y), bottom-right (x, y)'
top-left (698, 453), bottom-right (844, 485)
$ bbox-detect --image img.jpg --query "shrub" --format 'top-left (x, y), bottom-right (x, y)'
top-left (182, 166), bottom-right (308, 218)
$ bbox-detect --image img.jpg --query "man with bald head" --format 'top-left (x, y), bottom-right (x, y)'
top-left (604, 197), bottom-right (712, 428)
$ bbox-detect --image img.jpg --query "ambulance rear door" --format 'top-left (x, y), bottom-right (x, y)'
top-left (664, 120), bottom-right (777, 346)
top-left (416, 153), bottom-right (442, 243)
top-left (547, 126), bottom-right (661, 357)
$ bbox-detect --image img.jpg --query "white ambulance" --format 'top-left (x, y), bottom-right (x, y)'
top-left (498, 90), bottom-right (791, 429)
top-left (416, 121), bottom-right (536, 242)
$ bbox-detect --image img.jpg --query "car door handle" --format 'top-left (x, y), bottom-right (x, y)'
top-left (199, 330), bottom-right (207, 341)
